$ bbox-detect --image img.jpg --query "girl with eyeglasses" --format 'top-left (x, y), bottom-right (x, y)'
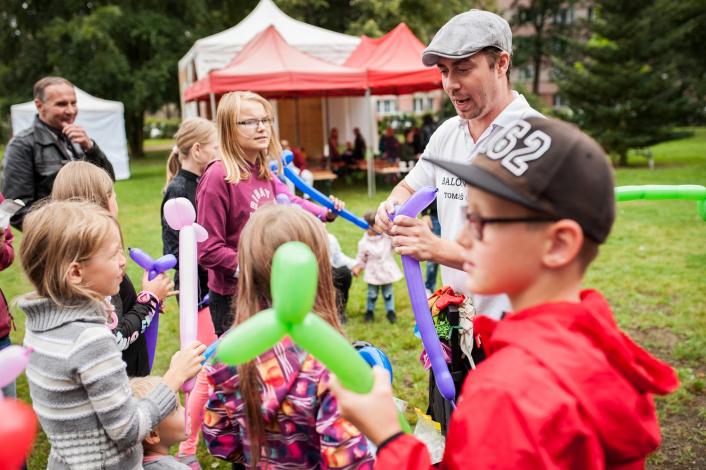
top-left (196, 91), bottom-right (345, 338)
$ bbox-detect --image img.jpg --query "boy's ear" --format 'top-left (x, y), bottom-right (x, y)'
top-left (144, 429), bottom-right (160, 445)
top-left (542, 219), bottom-right (584, 269)
top-left (67, 261), bottom-right (83, 286)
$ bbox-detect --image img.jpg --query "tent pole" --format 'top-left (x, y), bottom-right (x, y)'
top-left (366, 89), bottom-right (376, 197)
top-left (209, 94), bottom-right (216, 121)
top-left (295, 97), bottom-right (301, 150)
top-left (324, 96), bottom-right (331, 171)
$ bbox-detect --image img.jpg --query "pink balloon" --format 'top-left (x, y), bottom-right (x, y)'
top-left (0, 346), bottom-right (32, 390)
top-left (164, 198), bottom-right (196, 230)
top-left (194, 223), bottom-right (208, 243)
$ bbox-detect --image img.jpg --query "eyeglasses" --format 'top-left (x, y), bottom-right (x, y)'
top-left (236, 117), bottom-right (274, 130)
top-left (465, 211), bottom-right (559, 241)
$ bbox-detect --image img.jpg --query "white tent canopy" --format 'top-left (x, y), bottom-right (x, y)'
top-left (178, 0), bottom-right (361, 118)
top-left (10, 87), bottom-right (131, 180)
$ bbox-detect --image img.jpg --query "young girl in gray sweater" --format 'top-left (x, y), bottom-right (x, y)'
top-left (18, 200), bottom-right (206, 469)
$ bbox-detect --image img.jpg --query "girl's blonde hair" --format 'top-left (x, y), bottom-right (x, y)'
top-left (217, 91), bottom-right (282, 183)
top-left (51, 161), bottom-right (114, 210)
top-left (20, 200), bottom-right (119, 305)
top-left (129, 375), bottom-right (168, 399)
top-left (234, 204), bottom-right (341, 466)
top-left (164, 117), bottom-right (217, 190)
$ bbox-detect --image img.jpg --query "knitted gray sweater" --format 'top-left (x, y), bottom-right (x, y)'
top-left (20, 296), bottom-right (177, 469)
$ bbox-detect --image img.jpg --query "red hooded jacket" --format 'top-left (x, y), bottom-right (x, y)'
top-left (377, 290), bottom-right (678, 470)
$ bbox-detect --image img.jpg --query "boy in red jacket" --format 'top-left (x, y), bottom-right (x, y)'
top-left (330, 117), bottom-right (679, 469)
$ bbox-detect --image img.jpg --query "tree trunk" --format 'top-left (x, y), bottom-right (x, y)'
top-left (532, 1), bottom-right (547, 95)
top-left (618, 150), bottom-right (628, 167)
top-left (125, 109), bottom-right (145, 158)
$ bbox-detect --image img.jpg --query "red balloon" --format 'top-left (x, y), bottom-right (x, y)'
top-left (0, 399), bottom-right (37, 470)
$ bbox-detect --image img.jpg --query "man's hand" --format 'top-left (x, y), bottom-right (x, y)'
top-left (63, 124), bottom-right (94, 151)
top-left (328, 367), bottom-right (402, 446)
top-left (390, 215), bottom-right (439, 261)
top-left (351, 265), bottom-right (363, 277)
top-left (422, 214), bottom-right (433, 229)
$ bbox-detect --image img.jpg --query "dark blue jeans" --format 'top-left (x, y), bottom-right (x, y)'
top-left (367, 283), bottom-right (394, 313)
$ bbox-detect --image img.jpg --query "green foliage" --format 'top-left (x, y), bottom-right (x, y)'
top-left (555, 0), bottom-right (688, 166)
top-left (647, 0), bottom-right (706, 124)
top-left (508, 0), bottom-right (581, 95)
top-left (276, 0), bottom-right (489, 44)
top-left (144, 117), bottom-right (181, 139)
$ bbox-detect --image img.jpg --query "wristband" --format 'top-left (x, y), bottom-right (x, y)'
top-left (375, 431), bottom-right (405, 455)
top-left (136, 290), bottom-right (160, 308)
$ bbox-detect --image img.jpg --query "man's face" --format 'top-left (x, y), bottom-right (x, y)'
top-left (35, 83), bottom-right (77, 130)
top-left (437, 53), bottom-right (503, 121)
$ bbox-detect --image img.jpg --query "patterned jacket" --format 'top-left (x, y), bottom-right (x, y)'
top-left (202, 338), bottom-right (374, 469)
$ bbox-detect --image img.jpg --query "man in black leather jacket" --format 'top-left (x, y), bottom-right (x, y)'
top-left (2, 76), bottom-right (114, 230)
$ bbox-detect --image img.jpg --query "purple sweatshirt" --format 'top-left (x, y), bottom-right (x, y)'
top-left (196, 160), bottom-right (328, 296)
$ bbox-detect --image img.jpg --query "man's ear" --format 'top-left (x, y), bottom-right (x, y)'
top-left (542, 219), bottom-right (583, 269)
top-left (34, 98), bottom-right (44, 113)
top-left (144, 429), bottom-right (160, 445)
top-left (67, 261), bottom-right (83, 286)
top-left (496, 51), bottom-right (511, 78)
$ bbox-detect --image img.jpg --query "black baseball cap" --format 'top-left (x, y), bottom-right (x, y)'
top-left (426, 117), bottom-right (615, 243)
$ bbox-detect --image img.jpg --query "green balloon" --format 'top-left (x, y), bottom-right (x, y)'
top-left (216, 309), bottom-right (286, 365)
top-left (290, 315), bottom-right (374, 394)
top-left (215, 241), bottom-right (412, 434)
top-left (272, 242), bottom-right (318, 325)
top-left (616, 185), bottom-right (706, 201)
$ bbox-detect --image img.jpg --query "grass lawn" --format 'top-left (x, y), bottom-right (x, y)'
top-left (4, 129), bottom-right (705, 468)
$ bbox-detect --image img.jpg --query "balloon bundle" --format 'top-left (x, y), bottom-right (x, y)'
top-left (270, 151), bottom-right (370, 230)
top-left (216, 241), bottom-right (410, 432)
top-left (0, 346), bottom-right (37, 469)
top-left (128, 248), bottom-right (177, 371)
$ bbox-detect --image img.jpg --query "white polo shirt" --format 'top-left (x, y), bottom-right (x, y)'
top-left (404, 92), bottom-right (543, 319)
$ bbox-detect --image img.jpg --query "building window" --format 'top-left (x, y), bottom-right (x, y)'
top-left (413, 97), bottom-right (424, 113)
top-left (519, 66), bottom-right (534, 81)
top-left (376, 98), bottom-right (397, 115)
top-left (427, 97), bottom-right (434, 111)
top-left (553, 94), bottom-right (567, 108)
top-left (553, 8), bottom-right (568, 25)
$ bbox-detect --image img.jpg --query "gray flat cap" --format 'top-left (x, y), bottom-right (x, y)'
top-left (422, 10), bottom-right (512, 66)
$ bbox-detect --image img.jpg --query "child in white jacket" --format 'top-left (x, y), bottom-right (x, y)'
top-left (352, 211), bottom-right (403, 323)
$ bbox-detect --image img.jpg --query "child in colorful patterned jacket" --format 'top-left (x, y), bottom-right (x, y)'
top-left (202, 204), bottom-right (373, 469)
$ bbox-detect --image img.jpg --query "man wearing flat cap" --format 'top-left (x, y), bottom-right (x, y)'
top-left (376, 9), bottom-right (543, 320)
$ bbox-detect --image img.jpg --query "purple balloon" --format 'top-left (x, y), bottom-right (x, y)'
top-left (143, 312), bottom-right (159, 372)
top-left (276, 193), bottom-right (292, 205)
top-left (129, 248), bottom-right (177, 281)
top-left (129, 247), bottom-right (153, 271)
top-left (395, 187), bottom-right (456, 406)
top-left (151, 255), bottom-right (177, 280)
